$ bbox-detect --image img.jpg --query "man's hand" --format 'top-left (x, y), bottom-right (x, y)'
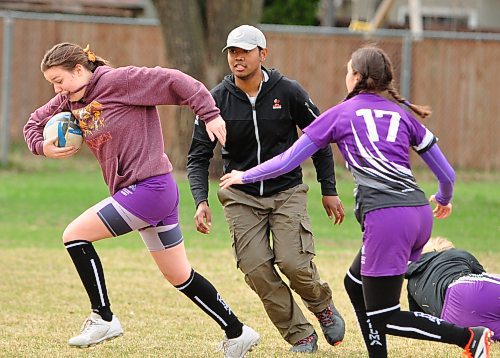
top-left (194, 201), bottom-right (212, 234)
top-left (322, 195), bottom-right (345, 225)
top-left (205, 115), bottom-right (226, 146)
top-left (42, 136), bottom-right (78, 158)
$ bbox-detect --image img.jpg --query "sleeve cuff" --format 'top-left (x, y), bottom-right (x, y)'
top-left (195, 198), bottom-right (209, 208)
top-left (320, 185), bottom-right (338, 196)
top-left (36, 141), bottom-right (45, 156)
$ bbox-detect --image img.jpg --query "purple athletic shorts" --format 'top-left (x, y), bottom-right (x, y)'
top-left (91, 173), bottom-right (183, 251)
top-left (441, 273), bottom-right (500, 341)
top-left (361, 205), bottom-right (433, 277)
top-left (113, 172), bottom-right (179, 226)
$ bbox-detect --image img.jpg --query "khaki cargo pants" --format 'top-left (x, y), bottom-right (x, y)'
top-left (217, 183), bottom-right (333, 344)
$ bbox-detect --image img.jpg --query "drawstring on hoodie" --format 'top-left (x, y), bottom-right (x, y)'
top-left (44, 82), bottom-right (89, 123)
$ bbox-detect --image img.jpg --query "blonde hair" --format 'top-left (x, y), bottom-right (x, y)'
top-left (422, 237), bottom-right (455, 254)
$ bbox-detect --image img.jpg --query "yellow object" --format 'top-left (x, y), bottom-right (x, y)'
top-left (83, 44), bottom-right (96, 62)
top-left (349, 21), bottom-right (373, 32)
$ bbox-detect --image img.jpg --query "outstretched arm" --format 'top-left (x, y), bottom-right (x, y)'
top-left (420, 144), bottom-right (455, 219)
top-left (220, 134), bottom-right (319, 189)
top-left (125, 67), bottom-right (225, 145)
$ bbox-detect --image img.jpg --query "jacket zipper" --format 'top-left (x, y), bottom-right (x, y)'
top-left (251, 101), bottom-right (264, 196)
top-left (248, 80), bottom-right (264, 196)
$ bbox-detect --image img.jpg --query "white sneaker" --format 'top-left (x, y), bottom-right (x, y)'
top-left (68, 313), bottom-right (123, 347)
top-left (217, 325), bottom-right (260, 358)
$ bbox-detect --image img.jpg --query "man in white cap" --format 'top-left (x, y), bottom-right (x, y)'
top-left (187, 24), bottom-right (346, 354)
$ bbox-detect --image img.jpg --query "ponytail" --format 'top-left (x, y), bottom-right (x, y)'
top-left (387, 86), bottom-right (432, 119)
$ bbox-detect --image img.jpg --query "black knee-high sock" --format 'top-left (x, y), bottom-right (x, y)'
top-left (366, 308), bottom-right (470, 358)
top-left (65, 240), bottom-right (113, 321)
top-left (344, 272), bottom-right (383, 355)
top-left (176, 270), bottom-right (243, 339)
top-left (383, 310), bottom-right (470, 346)
top-left (344, 251), bottom-right (382, 354)
top-left (363, 275), bottom-right (471, 358)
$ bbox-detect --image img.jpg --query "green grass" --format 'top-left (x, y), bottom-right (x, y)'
top-left (0, 153), bottom-right (498, 357)
top-left (1, 153), bottom-right (498, 254)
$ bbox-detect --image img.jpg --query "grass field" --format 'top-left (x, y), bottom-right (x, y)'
top-left (0, 152), bottom-right (498, 357)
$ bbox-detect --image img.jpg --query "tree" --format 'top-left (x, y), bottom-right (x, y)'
top-left (151, 0), bottom-right (264, 175)
top-left (262, 0), bottom-right (321, 25)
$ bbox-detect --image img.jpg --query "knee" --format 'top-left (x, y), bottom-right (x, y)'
top-left (62, 223), bottom-right (77, 244)
top-left (244, 261), bottom-right (281, 294)
top-left (344, 271), bottom-right (361, 293)
top-left (368, 308), bottom-right (398, 329)
top-left (276, 260), bottom-right (295, 278)
top-left (276, 255), bottom-right (310, 280)
top-left (344, 272), bottom-right (364, 306)
top-left (244, 262), bottom-right (270, 288)
top-left (163, 267), bottom-right (191, 286)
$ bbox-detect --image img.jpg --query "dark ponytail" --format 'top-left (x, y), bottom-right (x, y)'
top-left (346, 45), bottom-right (431, 119)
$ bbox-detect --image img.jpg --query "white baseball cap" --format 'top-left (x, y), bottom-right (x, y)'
top-left (222, 25), bottom-right (267, 52)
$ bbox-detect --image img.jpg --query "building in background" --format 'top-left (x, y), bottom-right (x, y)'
top-left (2, 1), bottom-right (499, 32)
top-left (319, 0), bottom-right (500, 32)
top-left (0, 0), bottom-right (156, 18)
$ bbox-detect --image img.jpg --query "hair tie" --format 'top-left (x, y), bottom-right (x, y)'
top-left (83, 44), bottom-right (96, 62)
top-left (404, 100), bottom-right (411, 107)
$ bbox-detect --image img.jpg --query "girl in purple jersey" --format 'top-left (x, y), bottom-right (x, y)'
top-left (23, 43), bottom-right (259, 358)
top-left (220, 45), bottom-right (493, 357)
top-left (406, 237), bottom-right (500, 342)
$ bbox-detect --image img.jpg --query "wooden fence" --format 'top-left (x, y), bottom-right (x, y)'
top-left (1, 14), bottom-right (499, 170)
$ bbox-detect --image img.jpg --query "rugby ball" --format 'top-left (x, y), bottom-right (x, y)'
top-left (43, 112), bottom-right (83, 149)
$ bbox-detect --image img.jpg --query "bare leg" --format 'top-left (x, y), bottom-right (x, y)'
top-left (149, 242), bottom-right (192, 285)
top-left (63, 206), bottom-right (113, 243)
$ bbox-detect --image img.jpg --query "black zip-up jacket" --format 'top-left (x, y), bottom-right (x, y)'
top-left (405, 249), bottom-right (484, 317)
top-left (187, 67), bottom-right (338, 208)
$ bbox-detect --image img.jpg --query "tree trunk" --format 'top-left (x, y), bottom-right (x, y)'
top-left (152, 0), bottom-right (263, 177)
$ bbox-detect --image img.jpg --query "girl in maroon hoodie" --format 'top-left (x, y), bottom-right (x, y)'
top-left (23, 42), bottom-right (259, 357)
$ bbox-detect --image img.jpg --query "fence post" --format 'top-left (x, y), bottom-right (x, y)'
top-left (400, 33), bottom-right (412, 100)
top-left (1, 14), bottom-right (13, 166)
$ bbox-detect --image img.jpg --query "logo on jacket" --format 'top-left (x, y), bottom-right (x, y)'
top-left (272, 98), bottom-right (282, 110)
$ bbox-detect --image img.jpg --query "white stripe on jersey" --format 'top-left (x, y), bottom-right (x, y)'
top-left (448, 273), bottom-right (500, 288)
top-left (413, 128), bottom-right (435, 152)
top-left (367, 132), bottom-right (413, 176)
top-left (347, 121), bottom-right (418, 191)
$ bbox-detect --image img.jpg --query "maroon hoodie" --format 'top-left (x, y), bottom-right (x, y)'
top-left (24, 65), bottom-right (220, 194)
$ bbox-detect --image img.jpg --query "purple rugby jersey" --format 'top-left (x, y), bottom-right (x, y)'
top-left (304, 93), bottom-right (435, 224)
